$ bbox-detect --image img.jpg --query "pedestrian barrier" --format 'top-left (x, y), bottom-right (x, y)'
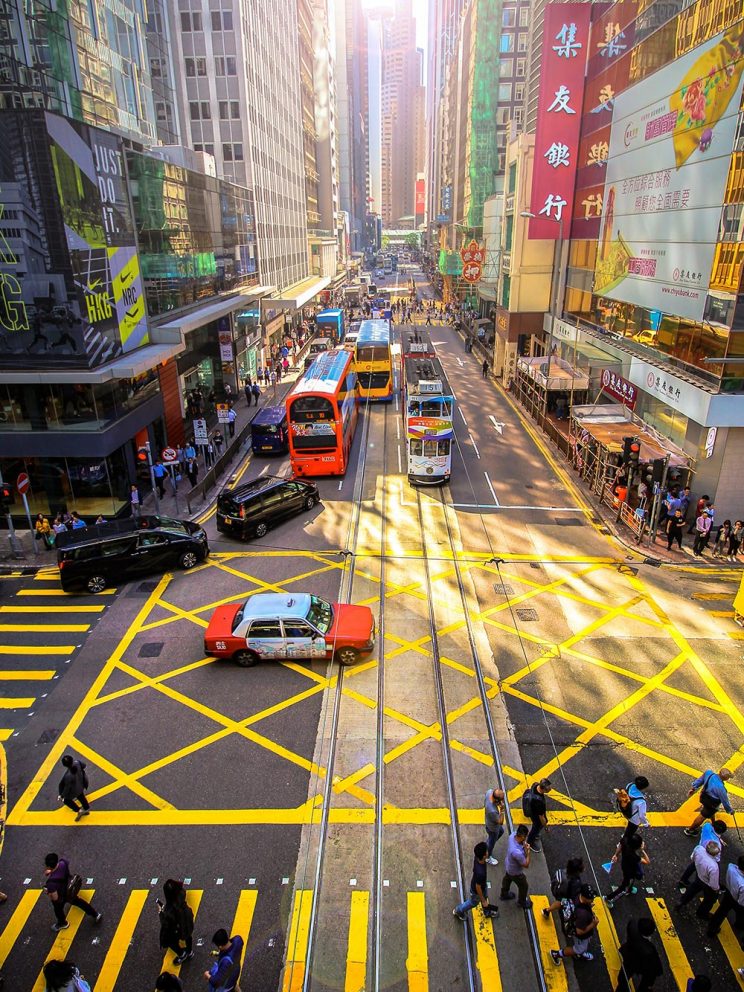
top-left (185, 420), bottom-right (254, 515)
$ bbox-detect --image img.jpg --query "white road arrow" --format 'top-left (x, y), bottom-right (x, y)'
top-left (489, 416), bottom-right (506, 435)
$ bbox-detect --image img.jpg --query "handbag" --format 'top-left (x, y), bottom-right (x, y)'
top-left (66, 873), bottom-right (83, 902)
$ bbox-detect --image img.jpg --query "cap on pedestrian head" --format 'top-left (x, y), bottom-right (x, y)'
top-left (638, 917), bottom-right (656, 937)
top-left (579, 884), bottom-right (596, 901)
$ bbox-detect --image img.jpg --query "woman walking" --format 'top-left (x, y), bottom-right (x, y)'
top-left (158, 879), bottom-right (194, 966)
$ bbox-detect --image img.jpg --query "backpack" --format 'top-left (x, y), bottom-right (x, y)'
top-left (521, 786), bottom-right (533, 818)
top-left (559, 898), bottom-right (576, 937)
top-left (550, 869), bottom-right (570, 900)
top-left (614, 783), bottom-right (637, 820)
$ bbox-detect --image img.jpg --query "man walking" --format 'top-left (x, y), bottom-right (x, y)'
top-left (482, 359), bottom-right (489, 378)
top-left (484, 787), bottom-right (505, 866)
top-left (152, 460), bottom-right (166, 499)
top-left (44, 853), bottom-right (102, 931)
top-left (675, 840), bottom-right (721, 918)
top-left (129, 484), bottom-right (142, 520)
top-left (524, 778), bottom-right (552, 853)
top-left (500, 824), bottom-right (532, 908)
top-left (550, 884), bottom-right (599, 965)
top-left (620, 776), bottom-right (650, 839)
top-left (186, 458), bottom-right (199, 488)
top-left (688, 494), bottom-right (710, 534)
top-left (615, 917), bottom-right (664, 992)
top-left (693, 508), bottom-right (713, 556)
top-left (685, 766), bottom-right (734, 836)
top-left (252, 381), bottom-right (261, 406)
top-left (706, 853), bottom-right (744, 936)
top-left (453, 842), bottom-right (498, 921)
top-left (227, 406), bottom-right (237, 438)
top-left (678, 819), bottom-right (727, 890)
top-left (58, 754), bottom-right (91, 821)
top-left (204, 928), bottom-right (244, 991)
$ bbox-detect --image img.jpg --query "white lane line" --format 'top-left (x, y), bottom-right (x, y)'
top-left (396, 420), bottom-right (400, 441)
top-left (468, 432), bottom-right (480, 459)
top-left (338, 480), bottom-right (343, 491)
top-left (459, 409), bottom-right (469, 427)
top-left (451, 503), bottom-right (583, 511)
top-left (484, 472), bottom-right (500, 506)
top-left (397, 445), bottom-right (402, 474)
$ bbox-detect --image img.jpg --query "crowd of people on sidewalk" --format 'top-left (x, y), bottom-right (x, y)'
top-left (452, 765), bottom-right (742, 989)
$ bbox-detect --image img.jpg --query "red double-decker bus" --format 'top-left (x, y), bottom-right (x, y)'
top-left (286, 349), bottom-right (359, 477)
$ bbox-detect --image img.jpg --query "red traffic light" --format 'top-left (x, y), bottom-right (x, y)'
top-left (0, 485), bottom-right (10, 500)
top-left (136, 446), bottom-right (150, 462)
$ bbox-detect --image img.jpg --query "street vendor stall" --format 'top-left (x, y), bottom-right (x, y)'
top-left (513, 355), bottom-right (590, 422)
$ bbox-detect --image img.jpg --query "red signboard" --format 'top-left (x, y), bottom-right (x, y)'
top-left (528, 3), bottom-right (591, 240)
top-left (601, 368), bottom-right (637, 409)
top-left (415, 178), bottom-right (425, 218)
top-left (460, 240), bottom-right (484, 283)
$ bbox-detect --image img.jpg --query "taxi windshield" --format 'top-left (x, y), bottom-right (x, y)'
top-left (307, 595), bottom-right (333, 633)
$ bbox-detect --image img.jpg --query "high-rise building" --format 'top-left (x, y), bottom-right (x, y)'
top-left (167, 0), bottom-right (309, 292)
top-left (334, 0), bottom-right (370, 252)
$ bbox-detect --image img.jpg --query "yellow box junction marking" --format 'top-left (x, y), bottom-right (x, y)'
top-left (93, 890), bottom-right (149, 991)
top-left (283, 889), bottom-right (313, 992)
top-left (346, 890), bottom-right (370, 992)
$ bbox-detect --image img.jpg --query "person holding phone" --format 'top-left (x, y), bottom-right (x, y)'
top-left (157, 879), bottom-right (194, 966)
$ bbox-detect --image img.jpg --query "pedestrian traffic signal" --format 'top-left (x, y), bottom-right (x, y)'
top-left (0, 483), bottom-right (11, 513)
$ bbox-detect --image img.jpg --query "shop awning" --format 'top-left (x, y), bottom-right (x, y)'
top-left (571, 403), bottom-right (691, 467)
top-left (517, 355), bottom-right (590, 392)
top-left (266, 276), bottom-right (332, 310)
top-left (0, 342), bottom-right (184, 384)
top-left (153, 290), bottom-right (274, 341)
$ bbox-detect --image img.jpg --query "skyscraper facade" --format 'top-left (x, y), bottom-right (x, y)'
top-left (335, 0), bottom-right (370, 252)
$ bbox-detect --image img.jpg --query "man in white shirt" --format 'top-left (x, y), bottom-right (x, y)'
top-left (675, 841), bottom-right (720, 918)
top-left (707, 854), bottom-right (744, 936)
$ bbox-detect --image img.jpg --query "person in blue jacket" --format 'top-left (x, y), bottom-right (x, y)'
top-left (204, 928), bottom-right (244, 992)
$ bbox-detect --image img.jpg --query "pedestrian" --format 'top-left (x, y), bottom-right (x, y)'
top-left (729, 519), bottom-right (743, 560)
top-left (34, 513), bottom-right (54, 549)
top-left (155, 974), bottom-right (183, 992)
top-left (130, 484), bottom-right (142, 519)
top-left (94, 515), bottom-right (107, 525)
top-left (224, 382), bottom-right (232, 401)
top-left (693, 508), bottom-right (712, 555)
top-left (204, 927), bottom-right (244, 991)
top-left (204, 440), bottom-right (215, 468)
top-left (184, 440), bottom-right (196, 462)
top-left (276, 362), bottom-right (283, 382)
top-left (523, 777), bottom-right (552, 852)
top-left (616, 775), bottom-right (650, 839)
top-left (550, 883), bottom-right (598, 965)
top-left (684, 766), bottom-right (734, 835)
top-left (158, 878), bottom-right (194, 966)
top-left (186, 458), bottom-right (199, 488)
top-left (712, 519), bottom-right (732, 558)
top-left (58, 754), bottom-right (91, 820)
top-left (483, 787), bottom-right (505, 866)
top-left (678, 819), bottom-right (727, 890)
top-left (678, 486), bottom-right (692, 522)
top-left (52, 515), bottom-right (67, 539)
top-left (452, 842), bottom-right (498, 921)
top-left (688, 494), bottom-right (710, 534)
top-left (270, 369), bottom-right (276, 387)
top-left (252, 382), bottom-right (261, 406)
top-left (227, 406), bottom-right (237, 438)
top-left (604, 833), bottom-right (649, 907)
top-left (44, 852), bottom-right (102, 931)
top-left (665, 510), bottom-right (685, 551)
top-left (176, 445), bottom-right (186, 473)
top-left (542, 857), bottom-right (584, 919)
top-left (499, 824), bottom-right (533, 908)
top-left (152, 460), bottom-right (166, 499)
top-left (244, 381), bottom-right (252, 405)
top-left (706, 853), bottom-right (744, 936)
top-left (615, 917), bottom-right (664, 992)
top-left (675, 840), bottom-right (721, 918)
top-left (482, 359), bottom-right (489, 378)
top-left (43, 959), bottom-right (92, 991)
top-left (70, 511), bottom-right (86, 530)
top-left (212, 430), bottom-right (224, 456)
top-left (686, 978), bottom-right (712, 992)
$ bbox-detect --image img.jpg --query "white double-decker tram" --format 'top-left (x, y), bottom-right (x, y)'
top-left (401, 329), bottom-right (455, 485)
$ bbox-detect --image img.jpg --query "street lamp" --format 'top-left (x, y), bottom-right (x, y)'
top-left (520, 210), bottom-right (565, 380)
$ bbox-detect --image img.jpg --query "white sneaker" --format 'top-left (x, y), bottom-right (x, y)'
top-left (487, 857), bottom-right (499, 866)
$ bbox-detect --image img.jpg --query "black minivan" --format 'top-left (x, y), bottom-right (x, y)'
top-left (216, 476), bottom-right (320, 540)
top-left (56, 516), bottom-right (209, 593)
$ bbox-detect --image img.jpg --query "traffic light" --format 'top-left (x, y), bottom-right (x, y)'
top-left (622, 436), bottom-right (633, 463)
top-left (627, 438), bottom-right (641, 471)
top-left (651, 458), bottom-right (666, 484)
top-left (0, 483), bottom-right (11, 513)
top-left (137, 443), bottom-right (151, 465)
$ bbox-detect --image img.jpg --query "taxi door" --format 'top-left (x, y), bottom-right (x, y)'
top-left (282, 619), bottom-right (326, 658)
top-left (245, 619), bottom-right (286, 660)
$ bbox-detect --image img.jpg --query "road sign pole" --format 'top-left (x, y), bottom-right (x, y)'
top-left (143, 442), bottom-right (160, 515)
top-left (21, 492), bottom-right (38, 557)
top-left (0, 468), bottom-right (21, 556)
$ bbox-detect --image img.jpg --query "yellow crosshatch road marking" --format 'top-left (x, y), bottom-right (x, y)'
top-left (7, 547), bottom-right (744, 828)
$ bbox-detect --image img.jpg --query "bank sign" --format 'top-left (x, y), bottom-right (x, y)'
top-left (594, 23), bottom-right (744, 321)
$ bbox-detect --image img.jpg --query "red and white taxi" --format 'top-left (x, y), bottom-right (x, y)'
top-left (204, 593), bottom-right (376, 667)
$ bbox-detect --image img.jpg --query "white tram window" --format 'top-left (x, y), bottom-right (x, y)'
top-left (410, 439), bottom-right (423, 456)
top-left (423, 440), bottom-right (439, 457)
top-left (437, 439), bottom-right (450, 456)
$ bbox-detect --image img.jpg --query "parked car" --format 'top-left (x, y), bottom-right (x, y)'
top-left (216, 475), bottom-right (319, 540)
top-left (56, 516), bottom-right (209, 593)
top-left (204, 592), bottom-right (376, 666)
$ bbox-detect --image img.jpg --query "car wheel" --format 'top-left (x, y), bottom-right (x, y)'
top-left (234, 649), bottom-right (259, 667)
top-left (305, 495), bottom-right (316, 510)
top-left (86, 575), bottom-right (106, 594)
top-left (255, 522), bottom-right (268, 538)
top-left (335, 646), bottom-right (359, 667)
top-left (179, 551), bottom-right (198, 569)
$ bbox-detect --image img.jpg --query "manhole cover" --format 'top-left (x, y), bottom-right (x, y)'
top-left (494, 583), bottom-right (515, 596)
top-left (139, 642), bottom-right (164, 658)
top-left (37, 729), bottom-right (60, 746)
top-left (515, 608), bottom-right (539, 622)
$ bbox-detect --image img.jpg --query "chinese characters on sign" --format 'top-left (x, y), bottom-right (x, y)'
top-left (601, 369), bottom-right (637, 410)
top-left (460, 240), bottom-right (484, 283)
top-left (529, 4), bottom-right (591, 240)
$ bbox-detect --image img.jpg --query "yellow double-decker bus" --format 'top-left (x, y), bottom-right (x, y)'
top-left (354, 319), bottom-right (393, 402)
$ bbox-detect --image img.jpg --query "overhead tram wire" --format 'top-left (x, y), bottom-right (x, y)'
top-left (437, 320), bottom-right (631, 986)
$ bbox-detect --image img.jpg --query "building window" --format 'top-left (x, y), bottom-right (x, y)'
top-left (516, 58), bottom-right (526, 77)
top-left (185, 57), bottom-right (207, 77)
top-left (498, 83), bottom-right (512, 102)
top-left (149, 58), bottom-right (162, 78)
top-left (189, 101), bottom-right (200, 120)
top-left (180, 11), bottom-right (202, 31)
top-left (500, 33), bottom-right (514, 53)
top-left (515, 83), bottom-right (525, 102)
top-left (189, 101), bottom-right (211, 120)
top-left (517, 33), bottom-right (528, 52)
top-left (500, 59), bottom-right (513, 78)
top-left (519, 6), bottom-right (530, 27)
top-left (215, 57), bottom-right (236, 76)
top-left (513, 108), bottom-right (523, 124)
top-left (223, 143), bottom-right (233, 162)
top-left (219, 100), bottom-right (229, 119)
top-left (226, 56), bottom-right (236, 75)
top-left (502, 8), bottom-right (516, 26)
top-left (231, 100), bottom-right (240, 119)
top-left (211, 10), bottom-right (234, 30)
top-left (233, 143), bottom-right (244, 161)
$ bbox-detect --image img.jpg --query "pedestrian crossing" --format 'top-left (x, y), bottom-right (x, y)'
top-left (0, 570), bottom-right (115, 738)
top-left (2, 883), bottom-right (741, 990)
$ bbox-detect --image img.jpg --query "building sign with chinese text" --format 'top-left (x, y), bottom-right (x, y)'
top-left (528, 4), bottom-right (591, 240)
top-left (594, 23), bottom-right (744, 321)
top-left (601, 368), bottom-right (637, 409)
top-left (460, 241), bottom-right (484, 283)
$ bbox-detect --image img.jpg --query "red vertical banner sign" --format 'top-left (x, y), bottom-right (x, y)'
top-left (529, 4), bottom-right (591, 240)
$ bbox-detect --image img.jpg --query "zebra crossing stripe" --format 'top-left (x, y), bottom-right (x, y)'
top-left (0, 889), bottom-right (41, 968)
top-left (33, 891), bottom-right (96, 992)
top-left (93, 889), bottom-right (149, 991)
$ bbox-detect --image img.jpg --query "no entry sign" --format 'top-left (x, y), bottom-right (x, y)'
top-left (17, 472), bottom-right (30, 495)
